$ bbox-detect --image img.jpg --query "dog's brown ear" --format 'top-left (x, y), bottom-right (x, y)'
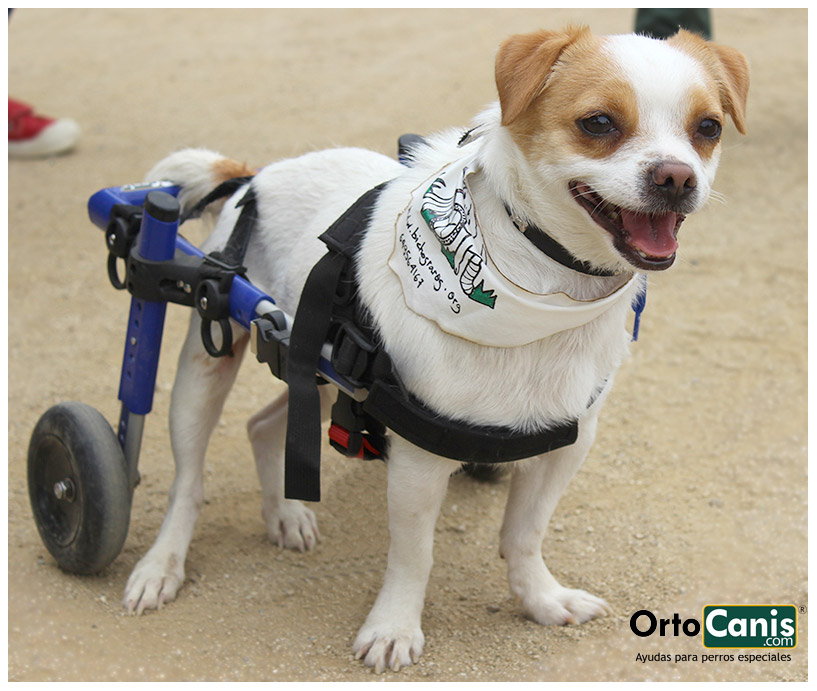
top-left (708, 41), bottom-right (750, 134)
top-left (670, 29), bottom-right (750, 135)
top-left (495, 26), bottom-right (590, 127)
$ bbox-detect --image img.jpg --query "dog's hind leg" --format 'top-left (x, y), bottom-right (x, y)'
top-left (499, 406), bottom-right (612, 625)
top-left (123, 315), bottom-right (248, 614)
top-left (246, 386), bottom-right (327, 551)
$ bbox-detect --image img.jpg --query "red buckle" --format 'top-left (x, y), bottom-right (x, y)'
top-left (328, 423), bottom-right (380, 459)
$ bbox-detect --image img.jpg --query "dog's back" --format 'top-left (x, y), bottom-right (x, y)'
top-left (147, 147), bottom-right (403, 315)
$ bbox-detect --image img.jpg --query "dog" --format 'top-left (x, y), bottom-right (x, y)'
top-left (122, 26), bottom-right (748, 672)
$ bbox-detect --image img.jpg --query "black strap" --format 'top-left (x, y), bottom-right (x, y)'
top-left (504, 204), bottom-right (617, 277)
top-left (179, 175), bottom-right (256, 272)
top-left (206, 186), bottom-right (257, 272)
top-left (283, 251), bottom-right (345, 501)
top-left (522, 225), bottom-right (616, 277)
top-left (284, 184), bottom-right (388, 502)
top-left (363, 379), bottom-right (579, 462)
top-left (180, 176), bottom-right (254, 223)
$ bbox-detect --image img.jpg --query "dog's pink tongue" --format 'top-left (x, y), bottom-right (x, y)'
top-left (620, 210), bottom-right (679, 258)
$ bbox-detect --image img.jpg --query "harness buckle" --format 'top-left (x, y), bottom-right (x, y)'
top-left (331, 320), bottom-right (376, 387)
top-left (328, 392), bottom-right (387, 461)
top-left (252, 310), bottom-right (290, 381)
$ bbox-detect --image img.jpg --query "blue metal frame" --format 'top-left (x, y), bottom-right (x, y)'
top-left (119, 203), bottom-right (177, 416)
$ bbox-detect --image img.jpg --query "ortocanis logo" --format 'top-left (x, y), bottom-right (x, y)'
top-left (702, 605), bottom-right (797, 649)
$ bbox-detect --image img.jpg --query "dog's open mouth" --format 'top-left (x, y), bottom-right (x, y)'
top-left (569, 181), bottom-right (684, 271)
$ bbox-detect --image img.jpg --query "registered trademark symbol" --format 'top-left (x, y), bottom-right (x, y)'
top-left (798, 605), bottom-right (807, 614)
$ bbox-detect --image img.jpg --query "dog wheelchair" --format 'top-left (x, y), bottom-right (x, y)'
top-left (26, 151), bottom-right (395, 573)
top-left (27, 135), bottom-right (638, 576)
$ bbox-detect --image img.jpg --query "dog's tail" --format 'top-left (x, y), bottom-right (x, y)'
top-left (144, 148), bottom-right (255, 220)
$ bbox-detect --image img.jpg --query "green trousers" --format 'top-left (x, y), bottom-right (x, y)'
top-left (635, 8), bottom-right (712, 40)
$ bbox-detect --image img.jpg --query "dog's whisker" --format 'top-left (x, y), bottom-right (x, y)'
top-left (707, 189), bottom-right (728, 206)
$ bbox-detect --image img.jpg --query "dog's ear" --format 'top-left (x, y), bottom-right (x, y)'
top-left (495, 26), bottom-right (590, 127)
top-left (708, 41), bottom-right (750, 135)
top-left (670, 29), bottom-right (750, 135)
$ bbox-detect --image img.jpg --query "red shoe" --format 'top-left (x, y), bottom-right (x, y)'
top-left (8, 98), bottom-right (80, 158)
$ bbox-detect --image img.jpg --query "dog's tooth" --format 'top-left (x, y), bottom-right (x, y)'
top-left (604, 205), bottom-right (619, 223)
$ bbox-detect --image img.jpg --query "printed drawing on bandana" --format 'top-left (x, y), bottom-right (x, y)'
top-left (420, 174), bottom-right (496, 309)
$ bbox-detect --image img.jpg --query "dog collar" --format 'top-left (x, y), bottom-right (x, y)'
top-left (456, 128), bottom-right (619, 278)
top-left (504, 205), bottom-right (620, 277)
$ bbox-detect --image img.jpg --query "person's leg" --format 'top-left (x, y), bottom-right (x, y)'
top-left (635, 8), bottom-right (712, 40)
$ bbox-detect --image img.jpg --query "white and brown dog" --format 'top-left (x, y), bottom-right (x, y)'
top-left (123, 27), bottom-right (748, 672)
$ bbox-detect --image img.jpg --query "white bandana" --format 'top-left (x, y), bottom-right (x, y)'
top-left (388, 154), bottom-right (637, 347)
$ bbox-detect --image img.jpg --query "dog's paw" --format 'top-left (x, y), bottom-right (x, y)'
top-left (353, 623), bottom-right (425, 673)
top-left (262, 499), bottom-right (320, 552)
top-left (123, 553), bottom-right (185, 615)
top-left (523, 586), bottom-right (611, 626)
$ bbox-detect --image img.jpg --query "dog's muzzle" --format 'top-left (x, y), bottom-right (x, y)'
top-left (569, 179), bottom-right (690, 271)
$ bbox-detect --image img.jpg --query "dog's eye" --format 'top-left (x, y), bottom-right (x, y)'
top-left (696, 118), bottom-right (722, 140)
top-left (579, 114), bottom-right (617, 136)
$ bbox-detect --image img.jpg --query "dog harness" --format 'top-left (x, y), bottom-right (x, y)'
top-left (193, 168), bottom-right (645, 503)
top-left (284, 183), bottom-right (586, 501)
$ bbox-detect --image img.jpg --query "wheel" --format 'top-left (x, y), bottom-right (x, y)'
top-left (27, 402), bottom-right (131, 574)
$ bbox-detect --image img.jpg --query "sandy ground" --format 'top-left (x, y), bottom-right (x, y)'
top-left (7, 8), bottom-right (807, 682)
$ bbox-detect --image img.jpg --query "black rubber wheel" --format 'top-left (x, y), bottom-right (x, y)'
top-left (27, 402), bottom-right (131, 574)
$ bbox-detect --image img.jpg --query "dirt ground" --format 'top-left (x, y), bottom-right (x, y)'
top-left (7, 8), bottom-right (807, 682)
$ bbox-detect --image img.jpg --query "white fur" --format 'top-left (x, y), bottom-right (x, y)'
top-left (123, 31), bottom-right (731, 674)
top-left (600, 35), bottom-right (721, 204)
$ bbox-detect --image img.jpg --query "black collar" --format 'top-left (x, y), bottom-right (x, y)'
top-left (504, 205), bottom-right (619, 277)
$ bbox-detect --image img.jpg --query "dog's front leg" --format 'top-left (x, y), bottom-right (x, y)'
top-left (499, 407), bottom-right (612, 625)
top-left (353, 437), bottom-right (459, 673)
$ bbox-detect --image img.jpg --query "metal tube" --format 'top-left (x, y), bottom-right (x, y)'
top-left (115, 192), bottom-right (181, 489)
top-left (118, 406), bottom-right (145, 493)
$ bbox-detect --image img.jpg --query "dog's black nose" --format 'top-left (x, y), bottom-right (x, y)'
top-left (650, 161), bottom-right (697, 204)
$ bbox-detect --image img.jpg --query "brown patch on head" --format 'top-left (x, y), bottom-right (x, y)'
top-left (496, 27), bottom-right (639, 161)
top-left (684, 83), bottom-right (726, 160)
top-left (668, 29), bottom-right (749, 135)
top-left (495, 26), bottom-right (590, 127)
top-left (212, 157), bottom-right (255, 183)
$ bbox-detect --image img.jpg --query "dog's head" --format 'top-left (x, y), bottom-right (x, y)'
top-left (495, 26), bottom-right (749, 273)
